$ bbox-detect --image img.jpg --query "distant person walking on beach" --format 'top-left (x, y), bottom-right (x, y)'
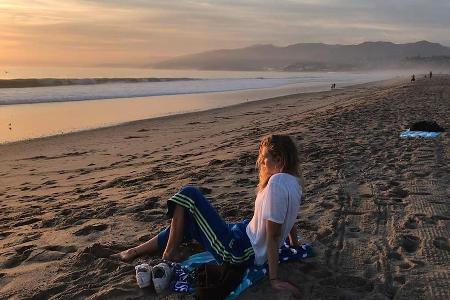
top-left (411, 74), bottom-right (415, 82)
top-left (113, 134), bottom-right (303, 297)
top-left (429, 71), bottom-right (432, 79)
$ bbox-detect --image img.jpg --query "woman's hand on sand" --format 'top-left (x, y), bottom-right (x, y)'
top-left (270, 279), bottom-right (301, 298)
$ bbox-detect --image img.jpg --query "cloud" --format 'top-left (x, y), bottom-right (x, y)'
top-left (78, 0), bottom-right (450, 46)
top-left (1, 0), bottom-right (449, 66)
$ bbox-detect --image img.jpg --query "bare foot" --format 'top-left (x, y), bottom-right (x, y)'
top-left (111, 248), bottom-right (139, 262)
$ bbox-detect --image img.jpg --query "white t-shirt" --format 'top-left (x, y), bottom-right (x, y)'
top-left (246, 173), bottom-right (302, 265)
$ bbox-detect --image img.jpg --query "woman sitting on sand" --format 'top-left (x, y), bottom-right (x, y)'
top-left (114, 134), bottom-right (302, 296)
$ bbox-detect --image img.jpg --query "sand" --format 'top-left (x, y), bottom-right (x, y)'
top-left (0, 76), bottom-right (449, 299)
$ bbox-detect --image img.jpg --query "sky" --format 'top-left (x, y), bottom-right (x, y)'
top-left (1, 0), bottom-right (449, 67)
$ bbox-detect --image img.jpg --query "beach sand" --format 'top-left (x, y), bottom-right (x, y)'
top-left (1, 76), bottom-right (449, 299)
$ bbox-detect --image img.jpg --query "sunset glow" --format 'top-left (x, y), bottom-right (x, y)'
top-left (1, 0), bottom-right (449, 67)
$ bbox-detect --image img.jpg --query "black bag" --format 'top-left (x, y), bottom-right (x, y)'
top-left (410, 121), bottom-right (445, 132)
top-left (195, 263), bottom-right (246, 300)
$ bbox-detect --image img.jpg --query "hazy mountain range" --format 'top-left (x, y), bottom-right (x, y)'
top-left (153, 41), bottom-right (450, 72)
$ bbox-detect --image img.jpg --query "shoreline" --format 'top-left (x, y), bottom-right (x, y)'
top-left (0, 71), bottom-right (404, 106)
top-left (0, 76), bottom-right (404, 148)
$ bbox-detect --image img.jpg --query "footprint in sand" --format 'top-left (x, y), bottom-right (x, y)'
top-left (78, 243), bottom-right (117, 259)
top-left (398, 234), bottom-right (421, 252)
top-left (124, 135), bottom-right (147, 139)
top-left (298, 220), bottom-right (319, 232)
top-left (133, 209), bottom-right (165, 222)
top-left (387, 250), bottom-right (402, 260)
top-left (0, 245), bottom-right (36, 268)
top-left (433, 237), bottom-right (450, 251)
top-left (0, 231), bottom-right (13, 240)
top-left (138, 234), bottom-right (152, 242)
top-left (79, 169), bottom-right (92, 175)
top-left (18, 232), bottom-right (42, 243)
top-left (125, 196), bottom-right (160, 213)
top-left (403, 216), bottom-right (419, 229)
top-left (77, 192), bottom-right (100, 200)
top-left (25, 245), bottom-right (77, 263)
top-left (74, 224), bottom-right (109, 236)
top-left (1, 253), bottom-right (26, 269)
top-left (346, 226), bottom-right (362, 238)
top-left (398, 261), bottom-right (414, 270)
top-left (42, 180), bottom-right (58, 186)
top-left (233, 177), bottom-right (253, 187)
top-left (95, 205), bottom-right (118, 219)
top-left (394, 275), bottom-right (406, 284)
top-left (37, 244), bottom-right (136, 299)
top-left (198, 187), bottom-right (212, 195)
top-left (432, 214), bottom-right (450, 221)
top-left (387, 186), bottom-right (409, 198)
top-left (44, 245), bottom-right (77, 253)
top-left (319, 200), bottom-right (335, 209)
top-left (13, 217), bottom-right (41, 227)
top-left (208, 159), bottom-right (224, 166)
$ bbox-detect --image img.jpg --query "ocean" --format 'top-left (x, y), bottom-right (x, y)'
top-left (0, 67), bottom-right (403, 143)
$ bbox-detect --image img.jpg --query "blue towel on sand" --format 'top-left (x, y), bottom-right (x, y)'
top-left (400, 130), bottom-right (441, 138)
top-left (169, 242), bottom-right (314, 298)
top-left (180, 251), bottom-right (217, 271)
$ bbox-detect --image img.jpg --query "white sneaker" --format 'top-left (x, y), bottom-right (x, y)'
top-left (152, 262), bottom-right (174, 294)
top-left (135, 263), bottom-right (152, 288)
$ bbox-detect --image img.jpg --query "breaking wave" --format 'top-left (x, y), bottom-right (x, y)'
top-left (0, 76), bottom-right (323, 105)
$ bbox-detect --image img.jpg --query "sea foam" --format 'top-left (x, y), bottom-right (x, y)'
top-left (0, 77), bottom-right (322, 105)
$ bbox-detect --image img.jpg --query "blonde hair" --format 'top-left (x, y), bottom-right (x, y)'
top-left (256, 134), bottom-right (301, 192)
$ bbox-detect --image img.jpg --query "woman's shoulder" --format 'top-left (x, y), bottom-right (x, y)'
top-left (268, 173), bottom-right (300, 186)
top-left (266, 174), bottom-right (302, 202)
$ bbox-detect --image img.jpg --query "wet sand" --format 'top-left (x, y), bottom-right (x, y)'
top-left (0, 76), bottom-right (449, 299)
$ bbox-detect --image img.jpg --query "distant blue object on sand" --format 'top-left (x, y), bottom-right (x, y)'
top-left (400, 130), bottom-right (441, 138)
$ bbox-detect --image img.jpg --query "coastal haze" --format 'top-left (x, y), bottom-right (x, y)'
top-left (1, 1), bottom-right (449, 300)
top-left (154, 41), bottom-right (450, 71)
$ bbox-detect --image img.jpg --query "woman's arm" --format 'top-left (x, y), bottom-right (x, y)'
top-left (288, 223), bottom-right (299, 247)
top-left (266, 220), bottom-right (301, 298)
top-left (266, 220), bottom-right (282, 280)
